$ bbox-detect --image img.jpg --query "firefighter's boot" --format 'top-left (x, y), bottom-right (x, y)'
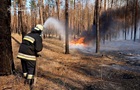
top-left (24, 79), bottom-right (28, 85)
top-left (26, 79), bottom-right (31, 85)
top-left (30, 79), bottom-right (34, 86)
top-left (26, 79), bottom-right (34, 85)
top-left (30, 79), bottom-right (35, 90)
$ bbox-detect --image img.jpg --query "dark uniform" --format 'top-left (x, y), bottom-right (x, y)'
top-left (17, 24), bottom-right (43, 85)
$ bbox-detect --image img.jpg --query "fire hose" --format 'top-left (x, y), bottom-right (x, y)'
top-left (32, 54), bottom-right (41, 87)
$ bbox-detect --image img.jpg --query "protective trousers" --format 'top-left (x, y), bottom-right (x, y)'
top-left (21, 59), bottom-right (36, 80)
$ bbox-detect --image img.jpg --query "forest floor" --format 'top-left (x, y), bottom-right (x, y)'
top-left (0, 33), bottom-right (140, 90)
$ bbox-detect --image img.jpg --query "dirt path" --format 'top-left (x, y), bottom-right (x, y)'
top-left (0, 33), bottom-right (140, 90)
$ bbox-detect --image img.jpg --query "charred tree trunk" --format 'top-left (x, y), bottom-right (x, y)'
top-left (134, 0), bottom-right (138, 42)
top-left (131, 2), bottom-right (134, 40)
top-left (65, 0), bottom-right (69, 54)
top-left (0, 0), bottom-right (15, 75)
top-left (95, 0), bottom-right (100, 53)
top-left (124, 0), bottom-right (128, 40)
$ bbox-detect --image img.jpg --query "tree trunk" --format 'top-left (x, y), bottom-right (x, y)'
top-left (102, 0), bottom-right (107, 43)
top-left (56, 0), bottom-right (61, 40)
top-left (104, 0), bottom-right (106, 10)
top-left (95, 0), bottom-right (100, 53)
top-left (18, 0), bottom-right (26, 40)
top-left (131, 2), bottom-right (134, 40)
top-left (134, 0), bottom-right (138, 42)
top-left (65, 0), bottom-right (69, 54)
top-left (0, 0), bottom-right (15, 75)
top-left (124, 0), bottom-right (128, 40)
top-left (111, 0), bottom-right (113, 8)
top-left (38, 0), bottom-right (43, 25)
top-left (73, 0), bottom-right (76, 39)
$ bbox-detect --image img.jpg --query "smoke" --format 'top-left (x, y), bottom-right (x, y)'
top-left (70, 9), bottom-right (140, 53)
top-left (42, 16), bottom-right (140, 54)
top-left (43, 17), bottom-right (65, 40)
top-left (77, 8), bottom-right (140, 45)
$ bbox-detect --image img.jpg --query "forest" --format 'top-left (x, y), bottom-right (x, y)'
top-left (0, 0), bottom-right (140, 90)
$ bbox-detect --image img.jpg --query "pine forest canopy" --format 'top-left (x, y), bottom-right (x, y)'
top-left (10, 0), bottom-right (140, 42)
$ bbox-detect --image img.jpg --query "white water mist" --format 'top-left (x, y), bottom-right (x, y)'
top-left (43, 17), bottom-right (65, 40)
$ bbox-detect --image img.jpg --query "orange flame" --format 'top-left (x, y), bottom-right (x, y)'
top-left (70, 37), bottom-right (86, 46)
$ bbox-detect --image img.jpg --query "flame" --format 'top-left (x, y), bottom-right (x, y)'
top-left (70, 37), bottom-right (86, 46)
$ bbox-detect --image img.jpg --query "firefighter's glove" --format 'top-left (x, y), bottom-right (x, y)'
top-left (36, 54), bottom-right (41, 57)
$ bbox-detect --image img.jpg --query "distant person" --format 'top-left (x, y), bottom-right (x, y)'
top-left (17, 24), bottom-right (43, 86)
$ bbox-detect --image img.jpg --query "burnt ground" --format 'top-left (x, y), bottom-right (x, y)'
top-left (0, 33), bottom-right (140, 90)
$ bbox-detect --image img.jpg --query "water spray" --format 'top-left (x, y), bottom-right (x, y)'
top-left (43, 17), bottom-right (65, 40)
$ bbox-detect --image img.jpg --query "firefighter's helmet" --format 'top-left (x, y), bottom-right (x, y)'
top-left (34, 24), bottom-right (44, 31)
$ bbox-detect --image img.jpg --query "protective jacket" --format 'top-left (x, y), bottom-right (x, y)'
top-left (17, 29), bottom-right (43, 61)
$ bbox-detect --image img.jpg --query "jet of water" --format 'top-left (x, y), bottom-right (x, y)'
top-left (43, 17), bottom-right (65, 40)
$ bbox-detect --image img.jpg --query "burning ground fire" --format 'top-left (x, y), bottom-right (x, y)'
top-left (70, 37), bottom-right (87, 46)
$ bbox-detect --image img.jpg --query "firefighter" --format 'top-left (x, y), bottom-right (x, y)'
top-left (17, 24), bottom-right (43, 86)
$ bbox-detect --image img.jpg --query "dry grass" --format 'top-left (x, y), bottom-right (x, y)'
top-left (0, 33), bottom-right (139, 90)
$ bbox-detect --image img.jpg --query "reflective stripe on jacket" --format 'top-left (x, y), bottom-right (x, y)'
top-left (23, 36), bottom-right (35, 43)
top-left (17, 53), bottom-right (36, 61)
